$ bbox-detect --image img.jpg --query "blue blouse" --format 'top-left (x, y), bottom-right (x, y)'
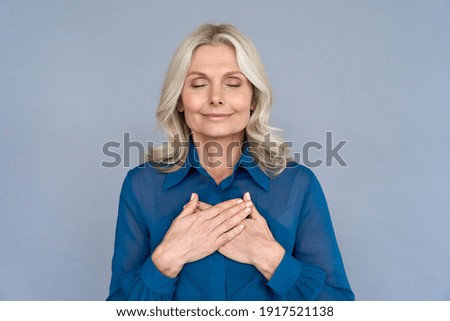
top-left (107, 143), bottom-right (354, 301)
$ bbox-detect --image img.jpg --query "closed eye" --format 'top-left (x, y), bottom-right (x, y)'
top-left (225, 76), bottom-right (242, 88)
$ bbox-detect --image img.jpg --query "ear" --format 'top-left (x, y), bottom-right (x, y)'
top-left (176, 97), bottom-right (184, 112)
top-left (250, 93), bottom-right (257, 111)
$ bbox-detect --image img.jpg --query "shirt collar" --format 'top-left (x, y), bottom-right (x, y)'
top-left (162, 140), bottom-right (269, 191)
top-left (238, 143), bottom-right (270, 191)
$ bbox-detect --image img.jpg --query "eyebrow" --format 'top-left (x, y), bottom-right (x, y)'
top-left (186, 71), bottom-right (244, 78)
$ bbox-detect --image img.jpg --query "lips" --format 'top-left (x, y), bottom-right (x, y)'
top-left (201, 113), bottom-right (232, 118)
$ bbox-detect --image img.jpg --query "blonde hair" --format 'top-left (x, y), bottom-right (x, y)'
top-left (148, 23), bottom-right (291, 176)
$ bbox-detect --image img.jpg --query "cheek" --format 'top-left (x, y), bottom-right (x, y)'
top-left (180, 97), bottom-right (201, 129)
top-left (232, 88), bottom-right (253, 110)
top-left (182, 107), bottom-right (198, 129)
top-left (234, 96), bottom-right (253, 113)
top-left (181, 92), bottom-right (203, 112)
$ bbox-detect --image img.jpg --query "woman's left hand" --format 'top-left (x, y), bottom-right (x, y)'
top-left (198, 192), bottom-right (285, 280)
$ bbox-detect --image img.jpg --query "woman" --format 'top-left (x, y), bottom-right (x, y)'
top-left (107, 23), bottom-right (354, 300)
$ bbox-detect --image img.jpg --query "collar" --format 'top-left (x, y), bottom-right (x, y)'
top-left (162, 140), bottom-right (269, 191)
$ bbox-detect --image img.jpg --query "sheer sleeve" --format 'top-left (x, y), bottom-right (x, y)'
top-left (266, 173), bottom-right (355, 300)
top-left (107, 171), bottom-right (177, 300)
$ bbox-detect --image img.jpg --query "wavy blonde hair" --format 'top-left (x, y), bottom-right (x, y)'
top-left (148, 23), bottom-right (291, 176)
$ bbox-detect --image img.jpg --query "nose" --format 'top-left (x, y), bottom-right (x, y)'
top-left (209, 84), bottom-right (223, 105)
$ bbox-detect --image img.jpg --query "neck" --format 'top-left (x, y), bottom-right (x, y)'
top-left (192, 132), bottom-right (244, 184)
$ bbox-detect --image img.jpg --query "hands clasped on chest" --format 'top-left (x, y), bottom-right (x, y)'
top-left (151, 192), bottom-right (285, 281)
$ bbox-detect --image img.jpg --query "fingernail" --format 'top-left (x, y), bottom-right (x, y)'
top-left (236, 199), bottom-right (244, 204)
top-left (245, 201), bottom-right (253, 207)
top-left (238, 224), bottom-right (245, 230)
top-left (244, 207), bottom-right (251, 213)
top-left (190, 193), bottom-right (195, 201)
top-left (246, 192), bottom-right (252, 200)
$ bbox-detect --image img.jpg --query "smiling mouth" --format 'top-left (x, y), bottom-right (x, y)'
top-left (201, 113), bottom-right (233, 119)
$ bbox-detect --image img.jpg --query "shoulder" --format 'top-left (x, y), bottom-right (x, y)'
top-left (120, 162), bottom-right (167, 199)
top-left (273, 161), bottom-right (317, 186)
top-left (265, 162), bottom-right (320, 198)
top-left (124, 162), bottom-right (165, 182)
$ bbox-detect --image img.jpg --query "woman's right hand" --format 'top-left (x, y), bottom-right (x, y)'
top-left (151, 193), bottom-right (252, 278)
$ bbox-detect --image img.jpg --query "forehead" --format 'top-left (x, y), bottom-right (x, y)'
top-left (189, 44), bottom-right (239, 71)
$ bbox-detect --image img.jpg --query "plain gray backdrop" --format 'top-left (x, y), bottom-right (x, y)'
top-left (1, 0), bottom-right (449, 300)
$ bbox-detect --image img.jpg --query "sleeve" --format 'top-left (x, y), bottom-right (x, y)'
top-left (107, 171), bottom-right (178, 300)
top-left (266, 173), bottom-right (355, 301)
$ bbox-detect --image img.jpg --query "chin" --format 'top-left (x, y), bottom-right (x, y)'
top-left (192, 128), bottom-right (246, 141)
top-left (200, 132), bottom-right (240, 140)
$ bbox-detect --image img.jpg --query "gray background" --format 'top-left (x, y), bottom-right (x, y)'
top-left (1, 0), bottom-right (449, 300)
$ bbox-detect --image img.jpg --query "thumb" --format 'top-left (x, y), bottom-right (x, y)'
top-left (245, 192), bottom-right (263, 220)
top-left (244, 192), bottom-right (256, 217)
top-left (179, 193), bottom-right (198, 217)
top-left (244, 193), bottom-right (274, 239)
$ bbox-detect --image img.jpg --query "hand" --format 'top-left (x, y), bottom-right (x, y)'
top-left (151, 193), bottom-right (252, 278)
top-left (218, 192), bottom-right (285, 280)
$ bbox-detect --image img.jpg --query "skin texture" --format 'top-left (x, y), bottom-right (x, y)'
top-left (199, 193), bottom-right (285, 281)
top-left (178, 44), bottom-right (254, 184)
top-left (152, 194), bottom-right (253, 278)
top-left (152, 44), bottom-right (285, 280)
top-left (178, 44), bottom-right (254, 144)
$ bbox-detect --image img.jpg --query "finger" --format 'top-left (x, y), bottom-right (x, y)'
top-left (243, 192), bottom-right (258, 218)
top-left (249, 207), bottom-right (275, 240)
top-left (243, 192), bottom-right (274, 239)
top-left (207, 199), bottom-right (252, 227)
top-left (244, 192), bottom-right (263, 220)
top-left (248, 205), bottom-right (271, 237)
top-left (202, 198), bottom-right (246, 220)
top-left (248, 206), bottom-right (259, 219)
top-left (198, 201), bottom-right (212, 211)
top-left (215, 223), bottom-right (245, 248)
top-left (212, 205), bottom-right (251, 236)
top-left (177, 193), bottom-right (198, 218)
